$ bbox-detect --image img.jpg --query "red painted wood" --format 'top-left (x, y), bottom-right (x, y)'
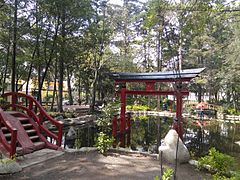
top-left (145, 82), bottom-right (155, 91)
top-left (0, 108), bottom-right (17, 157)
top-left (29, 100), bottom-right (33, 110)
top-left (117, 90), bottom-right (189, 96)
top-left (112, 70), bottom-right (204, 145)
top-left (174, 90), bottom-right (184, 140)
top-left (1, 92), bottom-right (63, 150)
top-left (120, 86), bottom-right (126, 147)
top-left (4, 113), bottom-right (35, 154)
top-left (126, 112), bottom-right (131, 146)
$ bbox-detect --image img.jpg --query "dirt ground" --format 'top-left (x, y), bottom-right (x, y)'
top-left (1, 151), bottom-right (212, 180)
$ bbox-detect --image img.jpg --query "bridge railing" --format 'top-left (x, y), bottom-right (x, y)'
top-left (1, 92), bottom-right (63, 147)
top-left (0, 108), bottom-right (17, 157)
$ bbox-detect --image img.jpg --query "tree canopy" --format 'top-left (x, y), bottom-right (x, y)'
top-left (0, 0), bottom-right (239, 112)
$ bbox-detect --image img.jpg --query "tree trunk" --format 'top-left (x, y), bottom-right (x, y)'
top-left (40, 16), bottom-right (60, 101)
top-left (26, 63), bottom-right (33, 95)
top-left (214, 91), bottom-right (218, 103)
top-left (2, 38), bottom-right (10, 94)
top-left (11, 0), bottom-right (18, 92)
top-left (50, 65), bottom-right (58, 111)
top-left (226, 90), bottom-right (231, 104)
top-left (46, 81), bottom-right (50, 107)
top-left (90, 4), bottom-right (106, 112)
top-left (67, 66), bottom-right (73, 105)
top-left (78, 77), bottom-right (81, 105)
top-left (37, 64), bottom-right (42, 103)
top-left (90, 67), bottom-right (98, 112)
top-left (85, 85), bottom-right (89, 105)
top-left (58, 9), bottom-right (66, 112)
top-left (232, 87), bottom-right (237, 112)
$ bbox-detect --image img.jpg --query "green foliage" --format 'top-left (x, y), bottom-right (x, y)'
top-left (97, 102), bottom-right (119, 132)
top-left (162, 168), bottom-right (174, 180)
top-left (126, 105), bottom-right (150, 111)
top-left (226, 107), bottom-right (240, 115)
top-left (95, 102), bottom-right (118, 153)
top-left (95, 132), bottom-right (113, 154)
top-left (0, 97), bottom-right (5, 103)
top-left (198, 148), bottom-right (235, 175)
top-left (154, 168), bottom-right (174, 180)
top-left (74, 129), bottom-right (81, 149)
top-left (133, 116), bottom-right (149, 121)
top-left (0, 156), bottom-right (16, 164)
top-left (212, 172), bottom-right (240, 180)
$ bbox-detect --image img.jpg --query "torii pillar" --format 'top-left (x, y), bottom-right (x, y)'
top-left (120, 83), bottom-right (126, 147)
top-left (173, 87), bottom-right (184, 140)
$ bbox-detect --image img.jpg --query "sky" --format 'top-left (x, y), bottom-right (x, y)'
top-left (108, 0), bottom-right (148, 6)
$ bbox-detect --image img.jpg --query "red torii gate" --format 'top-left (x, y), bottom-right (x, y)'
top-left (111, 68), bottom-right (205, 147)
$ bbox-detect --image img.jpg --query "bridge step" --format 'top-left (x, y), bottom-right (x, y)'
top-left (2, 111), bottom-right (46, 156)
top-left (16, 141), bottom-right (45, 155)
top-left (1, 127), bottom-right (9, 133)
top-left (30, 135), bottom-right (39, 141)
top-left (6, 111), bottom-right (26, 118)
top-left (17, 117), bottom-right (30, 123)
top-left (26, 129), bottom-right (37, 135)
top-left (22, 123), bottom-right (33, 129)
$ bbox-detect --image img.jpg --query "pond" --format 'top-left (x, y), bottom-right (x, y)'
top-left (131, 116), bottom-right (240, 167)
top-left (62, 116), bottom-right (240, 167)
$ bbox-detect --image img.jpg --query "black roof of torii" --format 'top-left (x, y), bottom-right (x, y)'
top-left (111, 68), bottom-right (205, 82)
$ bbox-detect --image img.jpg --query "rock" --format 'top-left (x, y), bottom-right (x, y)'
top-left (235, 141), bottom-right (240, 146)
top-left (158, 129), bottom-right (190, 164)
top-left (67, 126), bottom-right (76, 137)
top-left (0, 159), bottom-right (22, 174)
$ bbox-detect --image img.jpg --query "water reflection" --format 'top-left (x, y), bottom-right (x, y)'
top-left (61, 115), bottom-right (240, 167)
top-left (130, 116), bottom-right (240, 166)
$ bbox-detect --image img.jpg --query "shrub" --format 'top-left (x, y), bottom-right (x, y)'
top-left (95, 132), bottom-right (114, 154)
top-left (198, 147), bottom-right (235, 175)
top-left (154, 168), bottom-right (174, 180)
top-left (126, 105), bottom-right (150, 111)
top-left (212, 173), bottom-right (240, 180)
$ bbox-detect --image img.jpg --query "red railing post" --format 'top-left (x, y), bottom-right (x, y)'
top-left (27, 100), bottom-right (33, 117)
top-left (126, 112), bottom-right (131, 147)
top-left (29, 99), bottom-right (33, 110)
top-left (112, 114), bottom-right (118, 148)
top-left (57, 122), bottom-right (63, 146)
top-left (10, 129), bottom-right (17, 157)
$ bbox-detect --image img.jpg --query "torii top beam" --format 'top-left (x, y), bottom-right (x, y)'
top-left (111, 68), bottom-right (205, 83)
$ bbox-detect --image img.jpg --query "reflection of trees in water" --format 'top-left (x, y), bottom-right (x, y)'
top-left (185, 120), bottom-right (240, 159)
top-left (185, 126), bottom-right (208, 157)
top-left (64, 126), bottom-right (96, 149)
top-left (131, 116), bottom-right (172, 153)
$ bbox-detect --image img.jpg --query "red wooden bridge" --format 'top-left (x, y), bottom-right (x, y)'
top-left (0, 92), bottom-right (63, 158)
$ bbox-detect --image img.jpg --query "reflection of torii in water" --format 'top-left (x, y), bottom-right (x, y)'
top-left (196, 101), bottom-right (208, 127)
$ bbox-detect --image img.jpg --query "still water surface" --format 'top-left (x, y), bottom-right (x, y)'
top-left (63, 116), bottom-right (240, 167)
